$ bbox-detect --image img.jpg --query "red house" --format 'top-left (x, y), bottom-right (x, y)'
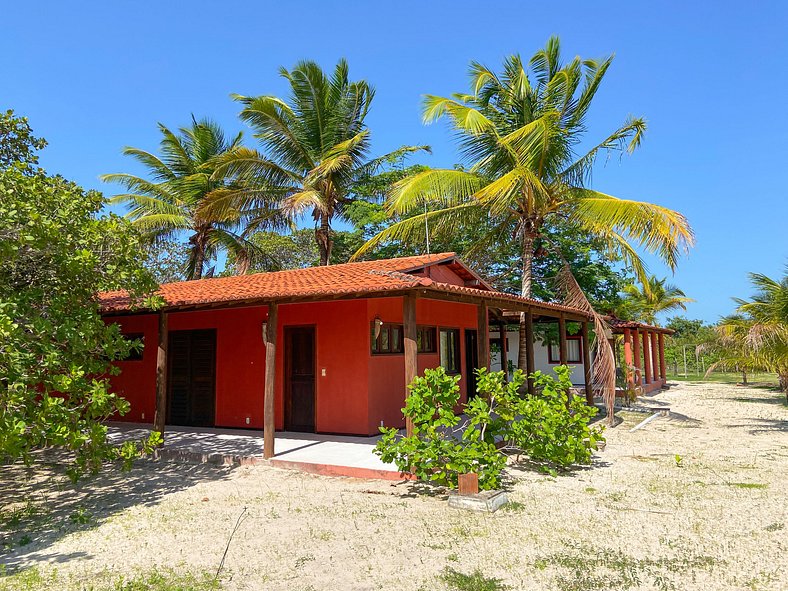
top-left (100, 253), bottom-right (592, 457)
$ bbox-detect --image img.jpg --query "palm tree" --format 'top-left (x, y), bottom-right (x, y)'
top-left (620, 276), bottom-right (694, 325)
top-left (710, 270), bottom-right (788, 396)
top-left (208, 59), bottom-right (427, 265)
top-left (355, 37), bottom-right (694, 370)
top-left (102, 118), bottom-right (285, 279)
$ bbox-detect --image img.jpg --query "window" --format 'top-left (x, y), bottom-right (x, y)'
top-left (121, 333), bottom-right (145, 361)
top-left (416, 326), bottom-right (437, 353)
top-left (371, 322), bottom-right (403, 354)
top-left (439, 328), bottom-right (461, 374)
top-left (548, 336), bottom-right (582, 364)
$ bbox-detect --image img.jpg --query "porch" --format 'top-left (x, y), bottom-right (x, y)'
top-left (108, 422), bottom-right (410, 481)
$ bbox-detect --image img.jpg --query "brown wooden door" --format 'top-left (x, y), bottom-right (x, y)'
top-left (285, 326), bottom-right (316, 432)
top-left (167, 329), bottom-right (216, 427)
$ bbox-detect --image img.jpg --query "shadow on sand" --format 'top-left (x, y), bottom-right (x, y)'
top-left (0, 451), bottom-right (233, 570)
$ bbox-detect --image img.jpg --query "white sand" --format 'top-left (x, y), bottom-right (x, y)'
top-left (2, 381), bottom-right (786, 590)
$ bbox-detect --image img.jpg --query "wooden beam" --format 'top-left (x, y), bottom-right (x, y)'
top-left (525, 311), bottom-right (535, 395)
top-left (581, 322), bottom-right (593, 405)
top-left (263, 302), bottom-right (278, 459)
top-left (477, 301), bottom-right (490, 371)
top-left (642, 330), bottom-right (652, 384)
top-left (658, 333), bottom-right (667, 383)
top-left (632, 329), bottom-right (642, 386)
top-left (558, 315), bottom-right (568, 365)
top-left (403, 293), bottom-right (417, 437)
top-left (153, 311), bottom-right (168, 436)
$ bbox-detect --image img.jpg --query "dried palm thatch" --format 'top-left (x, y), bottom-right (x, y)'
top-left (555, 262), bottom-right (617, 425)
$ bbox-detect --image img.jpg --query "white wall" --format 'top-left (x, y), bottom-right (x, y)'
top-left (490, 327), bottom-right (587, 385)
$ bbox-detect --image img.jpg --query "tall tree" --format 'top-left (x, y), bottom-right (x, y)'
top-left (356, 37), bottom-right (694, 371)
top-left (103, 118), bottom-right (285, 279)
top-left (710, 269), bottom-right (788, 395)
top-left (1, 116), bottom-right (160, 476)
top-left (209, 59), bottom-right (427, 265)
top-left (619, 276), bottom-right (694, 325)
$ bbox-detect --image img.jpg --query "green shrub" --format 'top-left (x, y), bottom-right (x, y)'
top-left (375, 367), bottom-right (506, 490)
top-left (375, 365), bottom-right (604, 489)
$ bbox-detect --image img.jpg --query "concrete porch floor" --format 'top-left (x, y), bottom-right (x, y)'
top-left (108, 422), bottom-right (409, 481)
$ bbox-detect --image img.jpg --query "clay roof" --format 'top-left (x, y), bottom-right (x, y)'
top-left (604, 315), bottom-right (674, 335)
top-left (98, 252), bottom-right (589, 319)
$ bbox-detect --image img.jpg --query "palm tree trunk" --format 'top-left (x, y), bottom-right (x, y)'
top-left (190, 232), bottom-right (207, 280)
top-left (518, 232), bottom-right (536, 371)
top-left (316, 214), bottom-right (332, 266)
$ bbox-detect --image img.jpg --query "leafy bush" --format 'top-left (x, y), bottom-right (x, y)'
top-left (375, 368), bottom-right (506, 490)
top-left (504, 366), bottom-right (604, 472)
top-left (375, 366), bottom-right (604, 489)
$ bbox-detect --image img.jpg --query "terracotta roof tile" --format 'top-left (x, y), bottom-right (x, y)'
top-left (98, 252), bottom-right (588, 318)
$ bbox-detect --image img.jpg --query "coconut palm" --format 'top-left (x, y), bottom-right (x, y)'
top-left (102, 118), bottom-right (286, 279)
top-left (355, 37), bottom-right (695, 370)
top-left (207, 59), bottom-right (428, 265)
top-left (620, 276), bottom-right (694, 325)
top-left (709, 270), bottom-right (788, 395)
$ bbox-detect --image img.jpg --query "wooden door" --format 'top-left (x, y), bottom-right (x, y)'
top-left (285, 326), bottom-right (316, 432)
top-left (465, 329), bottom-right (479, 398)
top-left (167, 329), bottom-right (216, 427)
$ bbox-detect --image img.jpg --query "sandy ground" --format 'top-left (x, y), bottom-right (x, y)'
top-left (1, 381), bottom-right (787, 591)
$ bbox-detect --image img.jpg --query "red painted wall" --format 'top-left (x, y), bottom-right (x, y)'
top-left (169, 307), bottom-right (267, 428)
top-left (106, 291), bottom-right (480, 435)
top-left (275, 300), bottom-right (369, 434)
top-left (366, 297), bottom-right (478, 434)
top-left (106, 314), bottom-right (158, 422)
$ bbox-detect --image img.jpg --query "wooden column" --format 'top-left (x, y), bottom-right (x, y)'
top-left (650, 331), bottom-right (660, 384)
top-left (525, 311), bottom-right (535, 395)
top-left (153, 311), bottom-right (168, 436)
top-left (623, 328), bottom-right (635, 390)
top-left (263, 302), bottom-right (278, 459)
top-left (403, 293), bottom-right (417, 437)
top-left (632, 329), bottom-right (642, 387)
top-left (642, 330), bottom-right (652, 384)
top-left (499, 321), bottom-right (509, 379)
top-left (477, 302), bottom-right (490, 371)
top-left (658, 333), bottom-right (667, 382)
top-left (581, 321), bottom-right (593, 405)
top-left (558, 315), bottom-right (568, 365)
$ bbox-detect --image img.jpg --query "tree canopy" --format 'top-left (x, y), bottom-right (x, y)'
top-left (0, 114), bottom-right (160, 477)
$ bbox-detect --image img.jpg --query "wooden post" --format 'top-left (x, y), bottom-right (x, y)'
top-left (499, 321), bottom-right (509, 380)
top-left (623, 328), bottom-right (634, 390)
top-left (558, 315), bottom-right (568, 365)
top-left (477, 302), bottom-right (490, 371)
top-left (642, 330), bottom-right (652, 384)
top-left (581, 321), bottom-right (593, 405)
top-left (263, 302), bottom-right (278, 459)
top-left (525, 311), bottom-right (535, 395)
top-left (403, 293), bottom-right (417, 437)
top-left (632, 329), bottom-right (642, 387)
top-left (650, 331), bottom-right (660, 385)
top-left (153, 311), bottom-right (168, 436)
top-left (658, 333), bottom-right (667, 383)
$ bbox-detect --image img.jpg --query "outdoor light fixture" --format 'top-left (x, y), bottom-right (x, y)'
top-left (374, 316), bottom-right (383, 339)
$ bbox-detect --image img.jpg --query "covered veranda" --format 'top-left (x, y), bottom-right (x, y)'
top-left (607, 317), bottom-right (673, 394)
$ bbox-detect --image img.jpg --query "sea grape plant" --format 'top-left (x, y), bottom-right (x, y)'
top-left (375, 365), bottom-right (604, 490)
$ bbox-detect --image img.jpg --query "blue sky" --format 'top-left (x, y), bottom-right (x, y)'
top-left (3, 1), bottom-right (786, 323)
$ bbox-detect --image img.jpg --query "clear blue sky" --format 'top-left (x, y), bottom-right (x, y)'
top-left (3, 1), bottom-right (786, 323)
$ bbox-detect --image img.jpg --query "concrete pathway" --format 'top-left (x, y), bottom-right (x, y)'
top-left (108, 422), bottom-right (408, 480)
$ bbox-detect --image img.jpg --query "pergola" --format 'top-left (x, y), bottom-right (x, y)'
top-left (606, 317), bottom-right (673, 394)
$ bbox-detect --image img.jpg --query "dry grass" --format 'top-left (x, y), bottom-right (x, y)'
top-left (1, 382), bottom-right (786, 591)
